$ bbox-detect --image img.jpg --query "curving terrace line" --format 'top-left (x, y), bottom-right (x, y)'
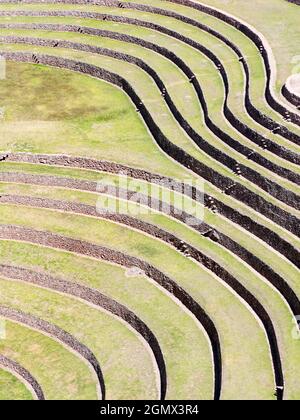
top-left (1, 8), bottom-right (299, 162)
top-left (282, 75), bottom-right (300, 109)
top-left (0, 0), bottom-right (298, 402)
top-left (0, 354), bottom-right (45, 400)
top-left (0, 264), bottom-right (167, 400)
top-left (168, 0), bottom-right (300, 130)
top-left (1, 173), bottom-right (300, 323)
top-left (0, 263), bottom-right (290, 400)
top-left (1, 191), bottom-right (300, 336)
top-left (0, 224), bottom-right (285, 399)
top-left (286, 0), bottom-right (300, 5)
top-left (1, 23), bottom-right (299, 180)
top-left (1, 52), bottom-right (299, 238)
top-left (0, 306), bottom-right (105, 399)
top-left (2, 35), bottom-right (300, 213)
top-left (282, 85), bottom-right (300, 110)
top-left (0, 224), bottom-right (222, 400)
top-left (5, 0), bottom-right (300, 141)
top-left (2, 154), bottom-right (299, 272)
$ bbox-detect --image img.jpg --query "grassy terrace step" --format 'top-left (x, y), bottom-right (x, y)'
top-left (1, 305), bottom-right (106, 397)
top-left (2, 17), bottom-right (298, 170)
top-left (0, 240), bottom-right (272, 397)
top-left (0, 205), bottom-right (280, 399)
top-left (128, 0), bottom-right (300, 133)
top-left (1, 177), bottom-right (300, 293)
top-left (1, 0), bottom-right (299, 138)
top-left (1, 162), bottom-right (299, 292)
top-left (1, 24), bottom-right (299, 193)
top-left (0, 355), bottom-right (44, 399)
top-left (0, 276), bottom-right (159, 399)
top-left (0, 247), bottom-right (215, 400)
top-left (0, 8), bottom-right (299, 171)
top-left (1, 62), bottom-right (300, 249)
top-left (5, 191), bottom-right (300, 329)
top-left (113, 0), bottom-right (300, 140)
top-left (0, 183), bottom-right (300, 398)
top-left (2, 155), bottom-right (300, 259)
top-left (0, 319), bottom-right (99, 399)
top-left (1, 53), bottom-right (298, 236)
top-left (0, 0), bottom-right (298, 401)
top-left (199, 0), bottom-right (300, 96)
top-left (0, 63), bottom-right (192, 181)
top-left (0, 367), bottom-right (34, 400)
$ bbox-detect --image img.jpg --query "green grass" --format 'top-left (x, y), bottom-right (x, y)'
top-left (130, 0), bottom-right (300, 133)
top-left (1, 162), bottom-right (299, 283)
top-left (0, 0), bottom-right (299, 400)
top-left (198, 0), bottom-right (300, 91)
top-left (0, 203), bottom-right (277, 399)
top-left (1, 60), bottom-right (300, 247)
top-left (0, 319), bottom-right (98, 399)
top-left (0, 61), bottom-right (191, 181)
top-left (1, 23), bottom-right (299, 189)
top-left (0, 276), bottom-right (158, 400)
top-left (1, 182), bottom-right (300, 398)
top-left (0, 368), bottom-right (34, 400)
top-left (3, 158), bottom-right (299, 255)
top-left (0, 240), bottom-right (214, 400)
top-left (1, 47), bottom-right (299, 223)
top-left (0, 0), bottom-right (298, 140)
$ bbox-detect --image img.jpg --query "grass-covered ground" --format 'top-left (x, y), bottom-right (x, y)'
top-left (0, 368), bottom-right (34, 400)
top-left (1, 53), bottom-right (298, 222)
top-left (0, 319), bottom-right (99, 399)
top-left (201, 0), bottom-right (300, 90)
top-left (0, 61), bottom-right (189, 179)
top-left (0, 0), bottom-right (299, 400)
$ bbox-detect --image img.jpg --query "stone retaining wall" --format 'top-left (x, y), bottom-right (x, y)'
top-left (1, 51), bottom-right (299, 238)
top-left (4, 154), bottom-right (299, 270)
top-left (0, 226), bottom-right (222, 400)
top-left (0, 264), bottom-right (167, 400)
top-left (0, 305), bottom-right (106, 398)
top-left (282, 83), bottom-right (300, 108)
top-left (0, 354), bottom-right (45, 400)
